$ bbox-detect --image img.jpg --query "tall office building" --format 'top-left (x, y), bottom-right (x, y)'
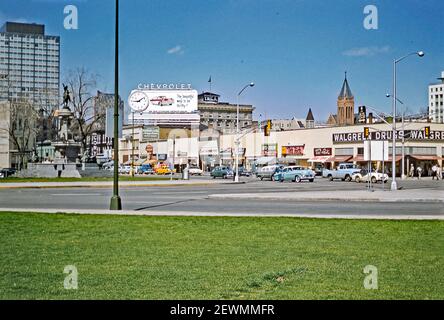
top-left (429, 71), bottom-right (444, 123)
top-left (0, 22), bottom-right (60, 111)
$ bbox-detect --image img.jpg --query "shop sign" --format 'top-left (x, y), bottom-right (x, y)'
top-left (142, 126), bottom-right (160, 141)
top-left (314, 147), bottom-right (332, 156)
top-left (282, 145), bottom-right (305, 156)
top-left (333, 130), bottom-right (444, 143)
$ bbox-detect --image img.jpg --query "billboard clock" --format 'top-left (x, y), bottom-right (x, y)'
top-left (128, 90), bottom-right (149, 112)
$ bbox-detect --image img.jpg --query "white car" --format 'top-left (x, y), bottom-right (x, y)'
top-left (352, 169), bottom-right (388, 183)
top-left (118, 165), bottom-right (132, 174)
top-left (188, 166), bottom-right (203, 176)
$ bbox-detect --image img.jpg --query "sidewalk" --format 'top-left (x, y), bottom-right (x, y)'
top-left (0, 179), bottom-right (240, 189)
top-left (0, 208), bottom-right (441, 220)
top-left (208, 189), bottom-right (444, 203)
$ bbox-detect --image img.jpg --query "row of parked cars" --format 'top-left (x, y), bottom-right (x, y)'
top-left (255, 163), bottom-right (389, 183)
top-left (102, 162), bottom-right (205, 176)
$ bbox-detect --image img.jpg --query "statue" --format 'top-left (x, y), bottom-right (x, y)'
top-left (62, 83), bottom-right (71, 109)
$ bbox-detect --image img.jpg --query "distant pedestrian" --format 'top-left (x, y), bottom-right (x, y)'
top-left (437, 165), bottom-right (442, 181)
top-left (409, 164), bottom-right (415, 178)
top-left (416, 166), bottom-right (422, 180)
top-left (432, 164), bottom-right (438, 180)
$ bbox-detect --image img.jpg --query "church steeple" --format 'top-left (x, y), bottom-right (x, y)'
top-left (337, 72), bottom-right (355, 125)
top-left (338, 72), bottom-right (353, 99)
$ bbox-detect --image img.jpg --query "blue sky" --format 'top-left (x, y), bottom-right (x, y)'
top-left (1, 0), bottom-right (443, 121)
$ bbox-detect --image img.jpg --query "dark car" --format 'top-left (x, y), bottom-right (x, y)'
top-left (238, 166), bottom-right (251, 177)
top-left (0, 168), bottom-right (17, 178)
top-left (210, 166), bottom-right (234, 179)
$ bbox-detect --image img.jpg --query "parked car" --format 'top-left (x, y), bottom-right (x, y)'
top-left (102, 160), bottom-right (114, 170)
top-left (352, 169), bottom-right (388, 183)
top-left (313, 164), bottom-right (324, 176)
top-left (256, 165), bottom-right (283, 181)
top-left (0, 168), bottom-right (17, 178)
top-left (137, 164), bottom-right (154, 175)
top-left (273, 166), bottom-right (295, 181)
top-left (322, 163), bottom-right (361, 182)
top-left (278, 166), bottom-right (315, 183)
top-left (210, 166), bottom-right (233, 179)
top-left (155, 165), bottom-right (174, 175)
top-left (119, 165), bottom-right (132, 174)
top-left (188, 166), bottom-right (203, 176)
top-left (238, 166), bottom-right (251, 177)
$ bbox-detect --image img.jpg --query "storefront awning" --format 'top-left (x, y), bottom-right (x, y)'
top-left (351, 155), bottom-right (403, 162)
top-left (255, 157), bottom-right (277, 165)
top-left (308, 156), bottom-right (331, 163)
top-left (350, 155), bottom-right (364, 162)
top-left (409, 155), bottom-right (438, 161)
top-left (387, 155), bottom-right (402, 162)
top-left (325, 155), bottom-right (353, 162)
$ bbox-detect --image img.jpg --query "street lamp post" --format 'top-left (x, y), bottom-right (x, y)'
top-left (387, 94), bottom-right (407, 179)
top-left (235, 82), bottom-right (255, 183)
top-left (131, 111), bottom-right (135, 177)
top-left (391, 51), bottom-right (424, 191)
top-left (110, 0), bottom-right (122, 210)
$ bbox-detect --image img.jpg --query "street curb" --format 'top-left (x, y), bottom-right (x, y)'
top-left (0, 208), bottom-right (442, 220)
top-left (0, 182), bottom-right (232, 190)
top-left (207, 194), bottom-right (444, 203)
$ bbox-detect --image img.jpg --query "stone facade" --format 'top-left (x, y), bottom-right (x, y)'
top-left (198, 92), bottom-right (254, 134)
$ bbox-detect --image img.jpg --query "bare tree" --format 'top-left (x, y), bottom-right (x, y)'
top-left (0, 100), bottom-right (39, 169)
top-left (64, 68), bottom-right (103, 154)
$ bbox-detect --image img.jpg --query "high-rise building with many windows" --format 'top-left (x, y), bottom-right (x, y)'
top-left (429, 71), bottom-right (444, 123)
top-left (0, 22), bottom-right (60, 111)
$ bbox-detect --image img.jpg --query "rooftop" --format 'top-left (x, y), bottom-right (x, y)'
top-left (0, 22), bottom-right (45, 35)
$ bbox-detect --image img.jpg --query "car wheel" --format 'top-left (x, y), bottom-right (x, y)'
top-left (223, 174), bottom-right (227, 179)
top-left (355, 176), bottom-right (361, 183)
top-left (371, 176), bottom-right (377, 184)
top-left (309, 179), bottom-right (314, 182)
top-left (345, 175), bottom-right (352, 182)
top-left (295, 176), bottom-right (301, 183)
top-left (260, 177), bottom-right (264, 181)
top-left (328, 175), bottom-right (333, 181)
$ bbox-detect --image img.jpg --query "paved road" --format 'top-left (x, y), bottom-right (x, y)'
top-left (0, 177), bottom-right (442, 216)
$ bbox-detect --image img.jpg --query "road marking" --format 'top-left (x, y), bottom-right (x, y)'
top-left (50, 194), bottom-right (103, 196)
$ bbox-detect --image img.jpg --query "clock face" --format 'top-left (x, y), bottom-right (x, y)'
top-left (128, 91), bottom-right (149, 112)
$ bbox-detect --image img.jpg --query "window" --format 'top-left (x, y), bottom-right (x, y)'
top-left (335, 148), bottom-right (354, 156)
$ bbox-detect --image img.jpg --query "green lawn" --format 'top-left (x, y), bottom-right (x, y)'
top-left (0, 176), bottom-right (180, 183)
top-left (0, 212), bottom-right (442, 299)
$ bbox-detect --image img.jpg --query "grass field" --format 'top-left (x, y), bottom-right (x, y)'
top-left (0, 212), bottom-right (442, 299)
top-left (0, 176), bottom-right (180, 183)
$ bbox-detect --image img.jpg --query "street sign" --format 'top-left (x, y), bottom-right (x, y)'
top-left (364, 140), bottom-right (389, 161)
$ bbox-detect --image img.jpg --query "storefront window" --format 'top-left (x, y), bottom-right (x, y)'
top-left (335, 148), bottom-right (353, 155)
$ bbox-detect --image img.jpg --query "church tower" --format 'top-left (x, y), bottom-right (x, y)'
top-left (337, 72), bottom-right (355, 125)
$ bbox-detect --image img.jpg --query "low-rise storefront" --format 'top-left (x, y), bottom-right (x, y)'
top-left (218, 122), bottom-right (444, 175)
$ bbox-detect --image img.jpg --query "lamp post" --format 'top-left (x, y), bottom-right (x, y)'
top-left (387, 94), bottom-right (408, 179)
top-left (171, 134), bottom-right (176, 181)
top-left (110, 0), bottom-right (122, 210)
top-left (131, 111), bottom-right (135, 177)
top-left (235, 82), bottom-right (255, 183)
top-left (391, 51), bottom-right (424, 191)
